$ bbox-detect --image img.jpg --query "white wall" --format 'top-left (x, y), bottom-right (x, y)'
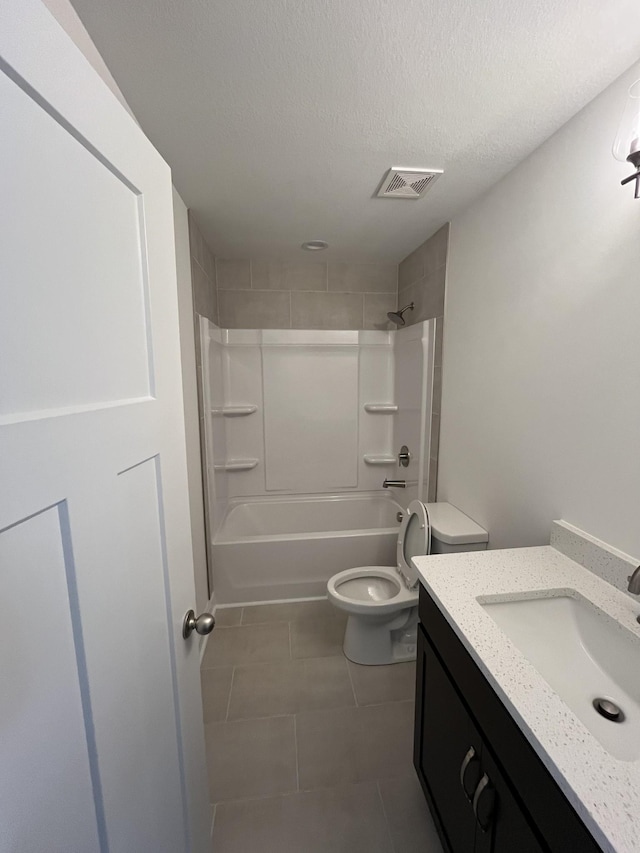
top-left (439, 61), bottom-right (640, 559)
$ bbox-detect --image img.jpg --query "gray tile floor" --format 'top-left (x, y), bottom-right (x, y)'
top-left (202, 599), bottom-right (443, 852)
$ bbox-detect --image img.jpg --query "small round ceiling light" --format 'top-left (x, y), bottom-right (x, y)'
top-left (301, 240), bottom-right (328, 251)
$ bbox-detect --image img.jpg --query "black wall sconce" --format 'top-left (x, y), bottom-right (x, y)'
top-left (613, 80), bottom-right (640, 198)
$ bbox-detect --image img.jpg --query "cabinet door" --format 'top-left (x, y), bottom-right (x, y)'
top-left (474, 750), bottom-right (546, 853)
top-left (415, 627), bottom-right (484, 853)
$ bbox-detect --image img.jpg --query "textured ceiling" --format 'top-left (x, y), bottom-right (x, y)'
top-left (70, 0), bottom-right (640, 262)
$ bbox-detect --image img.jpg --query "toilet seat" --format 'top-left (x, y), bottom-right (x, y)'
top-left (328, 566), bottom-right (418, 615)
top-left (327, 500), bottom-right (430, 615)
top-left (396, 500), bottom-right (431, 588)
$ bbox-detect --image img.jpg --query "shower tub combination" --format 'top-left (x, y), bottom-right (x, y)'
top-left (211, 493), bottom-right (405, 604)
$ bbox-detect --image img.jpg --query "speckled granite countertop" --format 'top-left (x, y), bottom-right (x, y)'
top-left (412, 545), bottom-right (640, 853)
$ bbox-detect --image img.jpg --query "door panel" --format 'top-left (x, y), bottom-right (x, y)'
top-left (0, 69), bottom-right (151, 420)
top-left (0, 504), bottom-right (102, 852)
top-left (97, 458), bottom-right (184, 852)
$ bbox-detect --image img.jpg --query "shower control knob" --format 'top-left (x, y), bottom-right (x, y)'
top-left (182, 610), bottom-right (216, 639)
top-left (398, 445), bottom-right (411, 467)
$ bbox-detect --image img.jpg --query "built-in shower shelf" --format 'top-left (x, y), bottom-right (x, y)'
top-left (211, 405), bottom-right (258, 417)
top-left (363, 403), bottom-right (398, 414)
top-left (363, 454), bottom-right (396, 465)
top-left (214, 458), bottom-right (259, 471)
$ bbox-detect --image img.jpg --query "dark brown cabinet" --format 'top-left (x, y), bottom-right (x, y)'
top-left (414, 586), bottom-right (603, 853)
top-left (416, 626), bottom-right (544, 853)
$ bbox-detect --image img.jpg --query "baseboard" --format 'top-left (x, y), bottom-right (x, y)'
top-left (216, 593), bottom-right (327, 609)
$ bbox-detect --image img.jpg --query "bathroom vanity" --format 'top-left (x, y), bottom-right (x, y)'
top-left (413, 532), bottom-right (640, 853)
top-left (414, 585), bottom-right (599, 852)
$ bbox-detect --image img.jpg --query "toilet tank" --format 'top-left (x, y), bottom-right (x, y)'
top-left (425, 502), bottom-right (488, 554)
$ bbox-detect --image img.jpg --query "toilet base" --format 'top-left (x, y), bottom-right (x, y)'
top-left (342, 607), bottom-right (418, 665)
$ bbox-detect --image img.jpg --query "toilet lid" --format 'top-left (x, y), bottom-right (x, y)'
top-left (397, 500), bottom-right (430, 586)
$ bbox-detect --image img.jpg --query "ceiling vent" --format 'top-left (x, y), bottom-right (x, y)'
top-left (377, 167), bottom-right (443, 199)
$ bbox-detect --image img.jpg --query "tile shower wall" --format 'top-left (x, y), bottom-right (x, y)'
top-left (188, 211), bottom-right (218, 324)
top-left (216, 259), bottom-right (398, 330)
top-left (397, 223), bottom-right (449, 326)
top-left (397, 224), bottom-right (448, 501)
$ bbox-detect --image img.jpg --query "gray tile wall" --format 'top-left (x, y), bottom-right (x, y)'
top-left (188, 211), bottom-right (218, 324)
top-left (397, 224), bottom-right (449, 502)
top-left (397, 223), bottom-right (449, 327)
top-left (216, 258), bottom-right (397, 330)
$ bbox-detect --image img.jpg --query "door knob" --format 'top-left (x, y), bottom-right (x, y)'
top-left (182, 610), bottom-right (216, 639)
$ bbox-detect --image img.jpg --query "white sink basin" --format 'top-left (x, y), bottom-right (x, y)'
top-left (480, 591), bottom-right (640, 761)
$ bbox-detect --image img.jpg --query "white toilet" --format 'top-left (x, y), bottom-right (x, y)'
top-left (327, 501), bottom-right (488, 665)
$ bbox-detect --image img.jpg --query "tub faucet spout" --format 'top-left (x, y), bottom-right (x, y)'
top-left (383, 479), bottom-right (406, 488)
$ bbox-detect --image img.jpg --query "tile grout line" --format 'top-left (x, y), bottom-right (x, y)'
top-left (376, 779), bottom-right (397, 853)
top-left (345, 659), bottom-right (359, 707)
top-left (293, 714), bottom-right (300, 793)
top-left (210, 802), bottom-right (217, 843)
top-left (224, 666), bottom-right (236, 722)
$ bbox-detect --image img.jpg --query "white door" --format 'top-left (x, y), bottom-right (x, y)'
top-left (0, 2), bottom-right (210, 851)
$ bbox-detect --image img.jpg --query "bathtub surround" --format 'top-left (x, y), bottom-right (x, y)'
top-left (430, 318), bottom-right (444, 500)
top-left (392, 322), bottom-right (436, 506)
top-left (200, 325), bottom-right (436, 502)
top-left (198, 322), bottom-right (229, 542)
top-left (216, 258), bottom-right (398, 330)
top-left (200, 327), bottom-right (396, 511)
top-left (438, 60), bottom-right (640, 557)
top-left (199, 322), bottom-right (438, 602)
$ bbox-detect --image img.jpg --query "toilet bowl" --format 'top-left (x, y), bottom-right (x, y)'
top-left (327, 501), bottom-right (488, 665)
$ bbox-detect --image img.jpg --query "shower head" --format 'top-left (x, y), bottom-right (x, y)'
top-left (387, 302), bottom-right (414, 326)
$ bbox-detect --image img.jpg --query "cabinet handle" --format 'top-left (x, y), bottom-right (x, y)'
top-left (459, 746), bottom-right (480, 800)
top-left (472, 773), bottom-right (495, 833)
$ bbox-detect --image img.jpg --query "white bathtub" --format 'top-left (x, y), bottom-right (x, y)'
top-left (211, 494), bottom-right (404, 604)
